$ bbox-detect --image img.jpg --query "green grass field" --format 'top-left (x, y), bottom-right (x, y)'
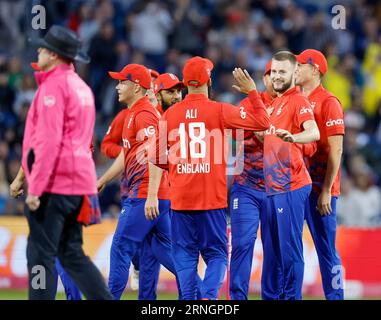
top-left (0, 290), bottom-right (254, 300)
top-left (0, 290), bottom-right (322, 300)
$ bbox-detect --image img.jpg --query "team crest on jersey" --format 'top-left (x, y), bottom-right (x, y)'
top-left (276, 103), bottom-right (284, 116)
top-left (310, 101), bottom-right (316, 109)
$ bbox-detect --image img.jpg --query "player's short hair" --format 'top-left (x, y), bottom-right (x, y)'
top-left (272, 51), bottom-right (297, 65)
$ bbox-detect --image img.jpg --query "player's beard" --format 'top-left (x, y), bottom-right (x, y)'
top-left (272, 76), bottom-right (293, 94)
top-left (161, 99), bottom-right (172, 112)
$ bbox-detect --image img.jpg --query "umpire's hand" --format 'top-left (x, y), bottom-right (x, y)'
top-left (26, 194), bottom-right (40, 211)
top-left (145, 195), bottom-right (160, 221)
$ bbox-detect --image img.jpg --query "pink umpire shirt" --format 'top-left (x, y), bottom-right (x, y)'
top-left (22, 63), bottom-right (97, 196)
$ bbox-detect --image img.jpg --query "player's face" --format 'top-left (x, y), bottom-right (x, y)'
top-left (116, 80), bottom-right (134, 104)
top-left (157, 86), bottom-right (182, 111)
top-left (294, 63), bottom-right (314, 86)
top-left (270, 59), bottom-right (295, 94)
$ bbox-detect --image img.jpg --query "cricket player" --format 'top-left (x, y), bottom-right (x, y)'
top-left (97, 64), bottom-right (181, 300)
top-left (295, 49), bottom-right (345, 300)
top-left (101, 69), bottom-right (161, 296)
top-left (262, 51), bottom-right (320, 300)
top-left (229, 61), bottom-right (277, 300)
top-left (138, 72), bottom-right (188, 299)
top-left (150, 56), bottom-right (271, 299)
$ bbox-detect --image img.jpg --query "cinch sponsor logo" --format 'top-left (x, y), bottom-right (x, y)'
top-left (326, 118), bottom-right (344, 127)
top-left (300, 107), bottom-right (313, 115)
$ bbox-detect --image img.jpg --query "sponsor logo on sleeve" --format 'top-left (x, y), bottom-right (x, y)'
top-left (326, 118), bottom-right (344, 127)
top-left (300, 106), bottom-right (313, 115)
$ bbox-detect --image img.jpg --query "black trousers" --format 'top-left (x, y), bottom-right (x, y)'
top-left (25, 193), bottom-right (113, 300)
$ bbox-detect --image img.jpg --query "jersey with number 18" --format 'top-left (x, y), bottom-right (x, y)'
top-left (155, 91), bottom-right (270, 210)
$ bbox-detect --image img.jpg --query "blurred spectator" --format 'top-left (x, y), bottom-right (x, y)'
top-left (171, 0), bottom-right (207, 56)
top-left (13, 73), bottom-right (36, 114)
top-left (324, 54), bottom-right (356, 110)
top-left (130, 1), bottom-right (173, 72)
top-left (88, 21), bottom-right (117, 110)
top-left (337, 170), bottom-right (381, 227)
top-left (362, 39), bottom-right (381, 117)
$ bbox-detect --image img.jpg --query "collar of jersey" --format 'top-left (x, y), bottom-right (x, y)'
top-left (129, 95), bottom-right (151, 112)
top-left (308, 84), bottom-right (324, 99)
top-left (184, 93), bottom-right (209, 101)
top-left (34, 63), bottom-right (72, 86)
top-left (280, 86), bottom-right (300, 97)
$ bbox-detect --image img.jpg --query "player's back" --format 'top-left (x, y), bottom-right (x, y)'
top-left (163, 93), bottom-right (232, 210)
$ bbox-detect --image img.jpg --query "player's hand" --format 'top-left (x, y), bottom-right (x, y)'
top-left (276, 129), bottom-right (295, 143)
top-left (232, 68), bottom-right (256, 94)
top-left (9, 177), bottom-right (24, 198)
top-left (26, 194), bottom-right (40, 211)
top-left (317, 188), bottom-right (332, 216)
top-left (145, 195), bottom-right (159, 220)
top-left (97, 180), bottom-right (106, 193)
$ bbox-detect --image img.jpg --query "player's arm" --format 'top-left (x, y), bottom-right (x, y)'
top-left (97, 150), bottom-right (124, 192)
top-left (134, 110), bottom-right (166, 219)
top-left (148, 114), bottom-right (169, 170)
top-left (145, 163), bottom-right (163, 221)
top-left (101, 109), bottom-right (126, 158)
top-left (222, 68), bottom-right (270, 131)
top-left (318, 135), bottom-right (343, 215)
top-left (317, 97), bottom-right (345, 215)
top-left (9, 166), bottom-right (25, 198)
top-left (276, 119), bottom-right (320, 143)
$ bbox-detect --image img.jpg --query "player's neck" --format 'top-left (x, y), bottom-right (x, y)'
top-left (187, 86), bottom-right (208, 97)
top-left (127, 94), bottom-right (145, 109)
top-left (301, 78), bottom-right (321, 97)
top-left (276, 84), bottom-right (295, 97)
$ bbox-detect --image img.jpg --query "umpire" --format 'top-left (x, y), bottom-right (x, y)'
top-left (23, 25), bottom-right (112, 300)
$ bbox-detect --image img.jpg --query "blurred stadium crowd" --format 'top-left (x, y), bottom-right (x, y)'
top-left (0, 0), bottom-right (380, 227)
